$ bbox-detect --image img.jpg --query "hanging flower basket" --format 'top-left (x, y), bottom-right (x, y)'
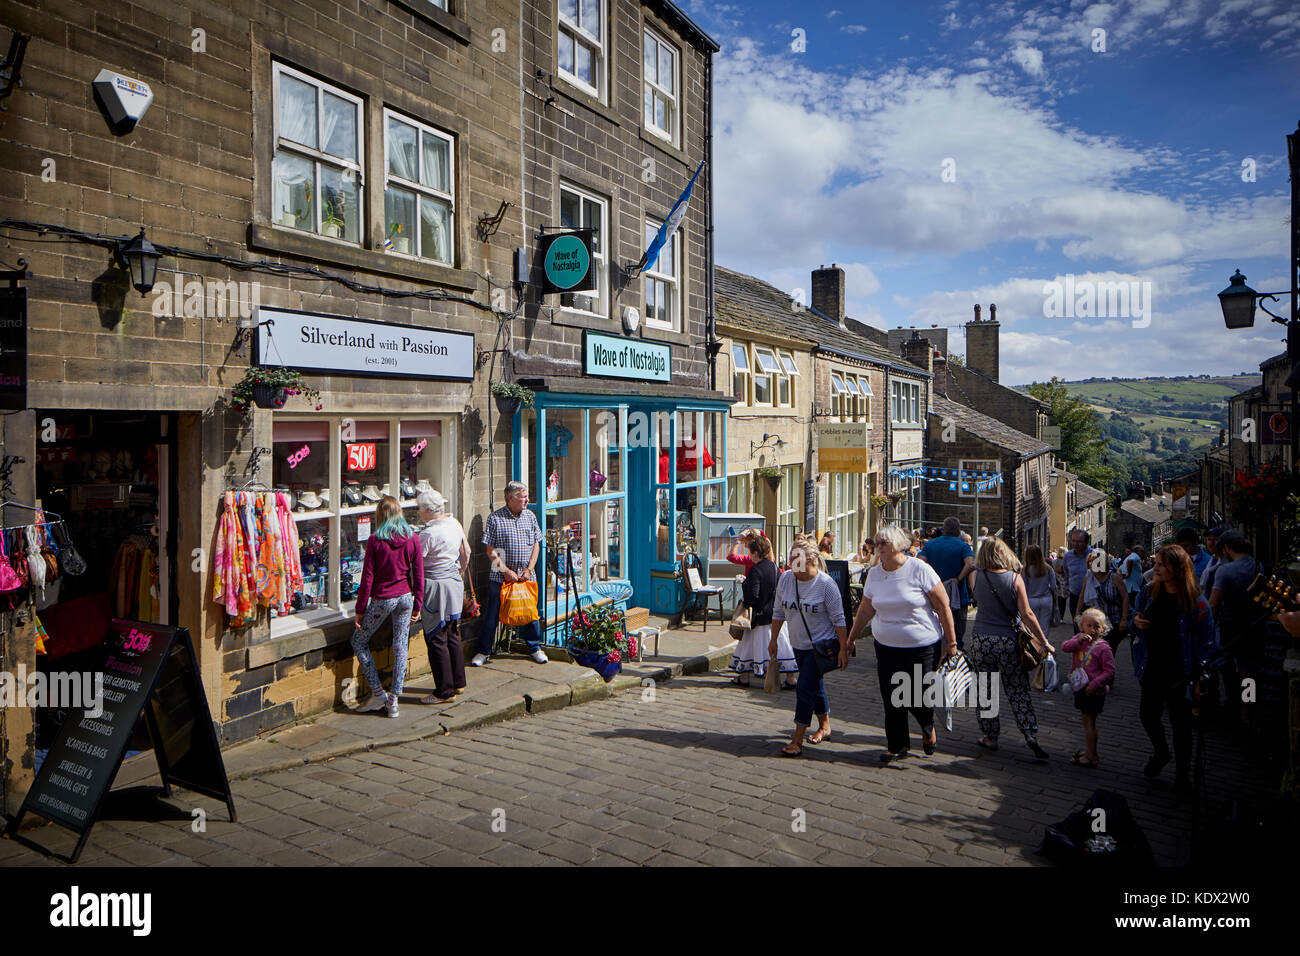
top-left (231, 366), bottom-right (323, 419)
top-left (757, 467), bottom-right (782, 491)
top-left (252, 384), bottom-right (287, 409)
top-left (490, 381), bottom-right (534, 417)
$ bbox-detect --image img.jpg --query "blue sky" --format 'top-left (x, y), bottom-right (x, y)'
top-left (681, 0), bottom-right (1300, 384)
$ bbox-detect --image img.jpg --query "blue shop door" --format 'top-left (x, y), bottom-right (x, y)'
top-left (628, 445), bottom-right (655, 609)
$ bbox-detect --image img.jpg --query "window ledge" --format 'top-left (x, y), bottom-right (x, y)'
top-left (249, 613), bottom-right (354, 669)
top-left (249, 223), bottom-right (478, 292)
top-left (638, 127), bottom-right (690, 168)
top-left (550, 78), bottom-right (620, 127)
top-left (390, 0), bottom-right (471, 44)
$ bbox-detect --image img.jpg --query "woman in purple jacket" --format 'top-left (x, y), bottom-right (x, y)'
top-left (352, 496), bottom-right (423, 718)
top-left (1131, 544), bottom-right (1217, 792)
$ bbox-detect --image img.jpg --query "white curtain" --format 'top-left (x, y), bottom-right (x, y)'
top-left (278, 74), bottom-right (316, 148)
top-left (422, 136), bottom-right (449, 192)
top-left (422, 199), bottom-right (450, 264)
top-left (388, 118), bottom-right (418, 182)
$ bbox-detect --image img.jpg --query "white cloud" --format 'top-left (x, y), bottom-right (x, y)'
top-left (1009, 44), bottom-right (1044, 76)
top-left (841, 24), bottom-right (868, 34)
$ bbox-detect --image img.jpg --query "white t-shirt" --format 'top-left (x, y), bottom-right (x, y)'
top-left (771, 571), bottom-right (845, 650)
top-left (862, 555), bottom-right (944, 648)
top-left (419, 517), bottom-right (467, 580)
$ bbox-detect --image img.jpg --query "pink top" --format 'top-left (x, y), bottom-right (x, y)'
top-left (356, 534), bottom-right (423, 616)
top-left (727, 551), bottom-right (757, 572)
top-left (1061, 634), bottom-right (1115, 695)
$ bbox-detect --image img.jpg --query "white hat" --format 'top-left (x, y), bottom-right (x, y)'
top-left (296, 491), bottom-right (321, 511)
top-left (361, 484), bottom-right (383, 502)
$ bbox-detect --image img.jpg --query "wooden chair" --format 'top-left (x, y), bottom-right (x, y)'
top-left (681, 553), bottom-right (724, 631)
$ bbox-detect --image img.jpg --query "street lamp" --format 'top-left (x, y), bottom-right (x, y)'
top-left (117, 228), bottom-right (160, 296)
top-left (1216, 121), bottom-right (1300, 469)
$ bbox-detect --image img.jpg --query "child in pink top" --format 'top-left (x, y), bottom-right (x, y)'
top-left (1062, 607), bottom-right (1116, 768)
top-left (726, 528), bottom-right (765, 573)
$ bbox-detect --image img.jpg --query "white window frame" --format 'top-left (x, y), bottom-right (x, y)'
top-left (731, 343), bottom-right (749, 406)
top-left (958, 458), bottom-right (1001, 499)
top-left (830, 371), bottom-right (848, 419)
top-left (643, 27), bottom-right (679, 144)
top-left (891, 380), bottom-right (921, 426)
top-left (642, 217), bottom-right (679, 331)
top-left (752, 346), bottom-right (779, 407)
top-left (382, 108), bottom-right (456, 265)
top-left (272, 62), bottom-right (364, 242)
top-left (557, 0), bottom-right (606, 101)
top-left (827, 473), bottom-right (860, 554)
top-left (776, 464), bottom-right (801, 527)
top-left (558, 182), bottom-right (608, 317)
top-left (857, 375), bottom-right (873, 423)
top-left (727, 472), bottom-right (750, 513)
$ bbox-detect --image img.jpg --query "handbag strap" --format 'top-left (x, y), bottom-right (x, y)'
top-left (792, 573), bottom-right (816, 644)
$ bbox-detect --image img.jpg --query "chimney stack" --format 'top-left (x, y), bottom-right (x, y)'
top-left (901, 330), bottom-right (933, 376)
top-left (812, 264), bottom-right (846, 326)
top-left (932, 349), bottom-right (947, 397)
top-left (965, 302), bottom-right (1000, 382)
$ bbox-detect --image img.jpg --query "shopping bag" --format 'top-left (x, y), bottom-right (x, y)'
top-left (729, 603), bottom-right (751, 641)
top-left (763, 652), bottom-right (780, 694)
top-left (499, 580), bottom-right (539, 626)
top-left (940, 652), bottom-right (973, 732)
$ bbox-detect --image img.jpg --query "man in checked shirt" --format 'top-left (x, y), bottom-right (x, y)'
top-left (472, 480), bottom-right (547, 666)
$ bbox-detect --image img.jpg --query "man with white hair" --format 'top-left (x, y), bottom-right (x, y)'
top-left (475, 480), bottom-right (545, 665)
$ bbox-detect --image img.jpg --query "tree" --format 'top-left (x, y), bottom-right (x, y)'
top-left (1161, 434), bottom-right (1177, 451)
top-left (1149, 433), bottom-right (1160, 452)
top-left (947, 352), bottom-right (965, 366)
top-left (1177, 437), bottom-right (1191, 453)
top-left (1026, 377), bottom-right (1115, 491)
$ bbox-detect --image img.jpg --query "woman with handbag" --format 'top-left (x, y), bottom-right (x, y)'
top-left (773, 541), bottom-right (848, 757)
top-left (415, 489), bottom-right (471, 704)
top-left (1075, 550), bottom-right (1129, 656)
top-left (728, 534), bottom-right (796, 689)
top-left (352, 496), bottom-right (424, 718)
top-left (1022, 545), bottom-right (1059, 634)
top-left (850, 524), bottom-right (957, 762)
top-left (968, 537), bottom-right (1054, 759)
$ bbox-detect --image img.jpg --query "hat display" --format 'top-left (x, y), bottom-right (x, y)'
top-left (361, 484), bottom-right (383, 502)
top-left (379, 483), bottom-right (393, 498)
top-left (342, 482), bottom-right (363, 506)
top-left (296, 491), bottom-right (321, 511)
top-left (400, 478), bottom-right (417, 500)
top-left (317, 488), bottom-right (330, 508)
top-left (415, 478), bottom-right (433, 493)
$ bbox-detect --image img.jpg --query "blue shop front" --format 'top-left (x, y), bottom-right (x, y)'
top-left (509, 333), bottom-right (732, 644)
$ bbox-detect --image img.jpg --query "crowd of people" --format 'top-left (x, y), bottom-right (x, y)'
top-left (723, 517), bottom-right (1271, 793)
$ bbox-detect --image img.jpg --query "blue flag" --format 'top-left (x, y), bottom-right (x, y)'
top-left (637, 160), bottom-right (705, 274)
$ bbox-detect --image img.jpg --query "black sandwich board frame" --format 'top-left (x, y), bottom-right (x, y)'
top-left (4, 621), bottom-right (236, 863)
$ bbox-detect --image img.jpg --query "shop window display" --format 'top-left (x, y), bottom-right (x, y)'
top-left (340, 420), bottom-right (391, 509)
top-left (542, 407), bottom-right (584, 505)
top-left (588, 407), bottom-right (621, 496)
top-left (545, 503), bottom-right (588, 596)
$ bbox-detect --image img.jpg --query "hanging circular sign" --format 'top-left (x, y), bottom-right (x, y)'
top-left (1269, 411), bottom-right (1288, 436)
top-left (541, 233), bottom-right (591, 292)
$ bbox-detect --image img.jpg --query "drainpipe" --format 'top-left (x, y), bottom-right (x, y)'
top-left (704, 48), bottom-right (717, 392)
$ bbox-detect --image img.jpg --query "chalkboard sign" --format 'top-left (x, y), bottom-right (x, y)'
top-left (822, 559), bottom-right (855, 626)
top-left (803, 479), bottom-right (816, 535)
top-left (6, 621), bottom-right (235, 863)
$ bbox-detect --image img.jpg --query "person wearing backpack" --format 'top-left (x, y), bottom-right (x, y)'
top-left (1061, 608), bottom-right (1116, 768)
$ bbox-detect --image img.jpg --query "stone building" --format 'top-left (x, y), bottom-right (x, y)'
top-left (0, 0), bottom-right (719, 809)
top-left (1108, 489), bottom-right (1175, 554)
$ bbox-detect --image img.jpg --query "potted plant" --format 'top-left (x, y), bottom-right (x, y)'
top-left (386, 222), bottom-right (410, 254)
top-left (490, 381), bottom-right (535, 416)
top-left (231, 366), bottom-right (323, 419)
top-left (870, 493), bottom-right (890, 513)
top-left (568, 603), bottom-right (636, 682)
top-left (756, 466), bottom-right (782, 491)
top-left (322, 195), bottom-right (345, 238)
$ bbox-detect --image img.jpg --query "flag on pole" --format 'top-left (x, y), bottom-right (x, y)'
top-left (636, 159), bottom-right (705, 275)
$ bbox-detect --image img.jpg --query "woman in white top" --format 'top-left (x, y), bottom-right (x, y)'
top-left (1022, 545), bottom-right (1059, 635)
top-left (415, 490), bottom-right (470, 703)
top-left (771, 541), bottom-right (849, 757)
top-left (849, 525), bottom-right (957, 762)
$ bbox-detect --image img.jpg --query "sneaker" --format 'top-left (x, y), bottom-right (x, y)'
top-left (386, 694), bottom-right (400, 718)
top-left (359, 693), bottom-right (387, 713)
top-left (470, 653), bottom-right (489, 667)
top-left (530, 649), bottom-right (549, 664)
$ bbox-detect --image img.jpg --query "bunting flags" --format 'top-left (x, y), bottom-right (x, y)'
top-left (888, 465), bottom-right (1004, 493)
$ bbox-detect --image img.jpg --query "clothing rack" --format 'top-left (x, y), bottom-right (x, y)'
top-left (0, 499), bottom-right (64, 531)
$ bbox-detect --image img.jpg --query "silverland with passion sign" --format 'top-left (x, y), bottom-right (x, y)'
top-left (254, 307), bottom-right (475, 380)
top-left (583, 331), bottom-right (671, 383)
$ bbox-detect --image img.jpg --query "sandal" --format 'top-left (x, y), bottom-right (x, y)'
top-left (977, 736), bottom-right (999, 751)
top-left (419, 692), bottom-right (457, 705)
top-left (1071, 753), bottom-right (1099, 768)
top-left (922, 727), bottom-right (937, 756)
top-left (780, 743), bottom-right (802, 758)
top-left (728, 676), bottom-right (752, 688)
top-left (806, 727), bottom-right (832, 745)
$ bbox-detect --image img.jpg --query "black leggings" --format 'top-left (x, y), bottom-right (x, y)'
top-left (1139, 675), bottom-right (1192, 778)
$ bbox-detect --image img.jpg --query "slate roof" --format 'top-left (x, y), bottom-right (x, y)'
top-left (930, 394), bottom-right (1052, 459)
top-left (716, 266), bottom-right (929, 378)
top-left (951, 364), bottom-right (1050, 412)
top-left (1119, 494), bottom-right (1174, 524)
top-left (1075, 480), bottom-right (1109, 508)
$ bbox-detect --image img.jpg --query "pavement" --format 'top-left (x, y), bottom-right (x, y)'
top-left (0, 611), bottom-right (1292, 866)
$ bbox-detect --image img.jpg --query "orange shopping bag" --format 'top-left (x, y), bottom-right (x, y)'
top-left (499, 580), bottom-right (540, 626)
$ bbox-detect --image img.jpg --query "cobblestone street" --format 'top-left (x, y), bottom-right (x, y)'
top-left (1, 618), bottom-right (1279, 867)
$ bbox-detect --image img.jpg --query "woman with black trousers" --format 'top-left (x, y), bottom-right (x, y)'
top-left (1132, 544), bottom-right (1217, 792)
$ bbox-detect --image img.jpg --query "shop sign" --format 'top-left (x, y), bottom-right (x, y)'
top-left (538, 230), bottom-right (595, 294)
top-left (816, 422), bottom-right (870, 473)
top-left (254, 307), bottom-right (474, 381)
top-left (583, 331), bottom-right (671, 383)
top-left (0, 286), bottom-right (26, 412)
top-left (7, 622), bottom-right (235, 863)
top-left (891, 429), bottom-right (924, 462)
top-left (1262, 408), bottom-right (1291, 445)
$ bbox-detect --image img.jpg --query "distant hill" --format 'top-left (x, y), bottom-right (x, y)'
top-left (1013, 373), bottom-right (1260, 487)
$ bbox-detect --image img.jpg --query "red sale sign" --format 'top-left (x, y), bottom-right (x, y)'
top-left (346, 443), bottom-right (376, 470)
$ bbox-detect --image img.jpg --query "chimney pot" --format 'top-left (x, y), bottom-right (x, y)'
top-left (974, 304), bottom-right (981, 321)
top-left (989, 303), bottom-right (998, 322)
